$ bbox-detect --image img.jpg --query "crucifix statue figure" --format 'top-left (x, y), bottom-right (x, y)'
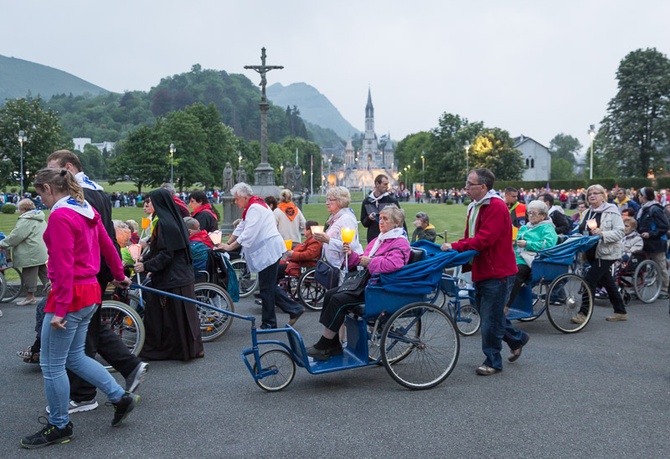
top-left (244, 47), bottom-right (284, 188)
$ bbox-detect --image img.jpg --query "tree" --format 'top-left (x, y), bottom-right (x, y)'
top-left (107, 124), bottom-right (168, 194)
top-left (0, 97), bottom-right (69, 190)
top-left (430, 113), bottom-right (484, 182)
top-left (549, 133), bottom-right (581, 164)
top-left (551, 158), bottom-right (576, 180)
top-left (470, 128), bottom-right (525, 180)
top-left (600, 48), bottom-right (670, 177)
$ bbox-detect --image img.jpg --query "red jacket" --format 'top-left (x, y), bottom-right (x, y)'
top-left (451, 197), bottom-right (517, 282)
top-left (285, 236), bottom-right (323, 276)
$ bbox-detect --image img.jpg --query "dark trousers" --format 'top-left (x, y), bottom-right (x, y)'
top-left (259, 259), bottom-right (303, 328)
top-left (68, 281), bottom-right (140, 402)
top-left (507, 264), bottom-right (532, 307)
top-left (319, 287), bottom-right (365, 333)
top-left (581, 258), bottom-right (625, 315)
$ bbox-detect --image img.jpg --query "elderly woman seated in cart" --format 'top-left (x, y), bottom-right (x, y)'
top-left (505, 200), bottom-right (559, 310)
top-left (307, 205), bottom-right (411, 361)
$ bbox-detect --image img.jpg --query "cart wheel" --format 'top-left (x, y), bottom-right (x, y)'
top-left (633, 260), bottom-right (661, 304)
top-left (381, 302), bottom-right (460, 390)
top-left (0, 273), bottom-right (7, 302)
top-left (194, 282), bottom-right (234, 342)
top-left (1, 267), bottom-right (24, 302)
top-left (620, 287), bottom-right (631, 307)
top-left (297, 268), bottom-right (325, 311)
top-left (253, 349), bottom-right (296, 392)
top-left (429, 288), bottom-right (447, 309)
top-left (546, 273), bottom-right (592, 333)
top-left (454, 304), bottom-right (480, 336)
top-left (518, 283), bottom-right (547, 322)
top-left (99, 300), bottom-right (145, 370)
top-left (231, 258), bottom-right (258, 298)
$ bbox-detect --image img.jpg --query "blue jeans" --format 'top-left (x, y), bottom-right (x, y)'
top-left (41, 304), bottom-right (125, 428)
top-left (474, 276), bottom-right (528, 370)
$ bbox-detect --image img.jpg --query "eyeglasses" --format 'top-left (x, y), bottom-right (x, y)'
top-left (465, 181), bottom-right (483, 188)
top-left (527, 211), bottom-right (542, 216)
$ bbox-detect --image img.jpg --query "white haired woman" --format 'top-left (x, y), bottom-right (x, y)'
top-left (312, 186), bottom-right (363, 280)
top-left (218, 183), bottom-right (304, 329)
top-left (0, 198), bottom-right (49, 305)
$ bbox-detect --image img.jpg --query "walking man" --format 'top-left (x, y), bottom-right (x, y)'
top-left (441, 168), bottom-right (529, 375)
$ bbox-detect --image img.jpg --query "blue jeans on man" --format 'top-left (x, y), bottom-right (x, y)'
top-left (41, 304), bottom-right (126, 429)
top-left (474, 275), bottom-right (529, 370)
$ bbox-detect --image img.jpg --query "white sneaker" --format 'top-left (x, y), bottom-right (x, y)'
top-left (46, 399), bottom-right (98, 414)
top-left (125, 361), bottom-right (149, 392)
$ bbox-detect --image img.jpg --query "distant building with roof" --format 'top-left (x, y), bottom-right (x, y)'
top-left (514, 135), bottom-right (550, 181)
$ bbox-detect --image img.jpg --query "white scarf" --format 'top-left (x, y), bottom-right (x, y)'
top-left (368, 227), bottom-right (407, 257)
top-left (51, 195), bottom-right (94, 219)
top-left (75, 171), bottom-right (104, 191)
top-left (368, 191), bottom-right (390, 208)
top-left (467, 190), bottom-right (504, 238)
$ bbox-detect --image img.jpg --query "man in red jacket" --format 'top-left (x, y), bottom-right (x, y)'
top-left (441, 168), bottom-right (529, 376)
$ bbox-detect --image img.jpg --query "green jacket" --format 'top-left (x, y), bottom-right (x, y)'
top-left (0, 210), bottom-right (48, 269)
top-left (515, 220), bottom-right (558, 266)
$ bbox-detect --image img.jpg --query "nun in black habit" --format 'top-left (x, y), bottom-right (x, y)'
top-left (134, 189), bottom-right (204, 361)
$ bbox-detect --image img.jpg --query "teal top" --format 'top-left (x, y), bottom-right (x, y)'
top-left (515, 220), bottom-right (558, 266)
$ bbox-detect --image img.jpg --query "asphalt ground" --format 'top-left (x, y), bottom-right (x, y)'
top-left (1, 294), bottom-right (669, 459)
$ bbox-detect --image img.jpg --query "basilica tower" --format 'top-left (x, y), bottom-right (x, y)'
top-left (361, 88), bottom-right (378, 166)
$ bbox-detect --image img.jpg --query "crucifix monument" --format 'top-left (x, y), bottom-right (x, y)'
top-left (244, 47), bottom-right (283, 197)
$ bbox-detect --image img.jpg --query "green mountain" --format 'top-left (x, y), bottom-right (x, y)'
top-left (267, 82), bottom-right (359, 141)
top-left (0, 55), bottom-right (108, 103)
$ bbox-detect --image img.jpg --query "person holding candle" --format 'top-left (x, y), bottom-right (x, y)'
top-left (572, 184), bottom-right (627, 323)
top-left (307, 205), bottom-right (410, 361)
top-left (312, 186), bottom-right (363, 285)
top-left (280, 221), bottom-right (323, 278)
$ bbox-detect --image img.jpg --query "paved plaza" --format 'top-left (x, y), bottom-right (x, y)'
top-left (1, 294), bottom-right (669, 458)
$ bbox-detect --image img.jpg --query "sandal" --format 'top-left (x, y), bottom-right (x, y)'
top-left (16, 348), bottom-right (40, 364)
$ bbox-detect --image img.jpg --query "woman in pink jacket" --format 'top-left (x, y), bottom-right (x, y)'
top-left (20, 169), bottom-right (135, 449)
top-left (307, 205), bottom-right (410, 361)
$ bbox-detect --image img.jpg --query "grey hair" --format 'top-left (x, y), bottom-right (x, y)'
top-left (325, 186), bottom-right (351, 208)
top-left (161, 183), bottom-right (176, 195)
top-left (381, 205), bottom-right (405, 227)
top-left (527, 200), bottom-right (548, 215)
top-left (231, 182), bottom-right (253, 197)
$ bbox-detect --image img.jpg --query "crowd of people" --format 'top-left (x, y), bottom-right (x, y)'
top-left (5, 150), bottom-right (670, 449)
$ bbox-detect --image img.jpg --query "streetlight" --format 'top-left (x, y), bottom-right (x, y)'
top-left (588, 125), bottom-right (596, 181)
top-left (18, 130), bottom-right (27, 197)
top-left (169, 143), bottom-right (176, 184)
top-left (464, 140), bottom-right (470, 179)
top-left (421, 151), bottom-right (425, 186)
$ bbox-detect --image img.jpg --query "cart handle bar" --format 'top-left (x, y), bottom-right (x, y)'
top-left (130, 283), bottom-right (255, 323)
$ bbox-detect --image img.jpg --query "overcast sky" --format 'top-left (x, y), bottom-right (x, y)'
top-left (2, 0), bottom-right (669, 156)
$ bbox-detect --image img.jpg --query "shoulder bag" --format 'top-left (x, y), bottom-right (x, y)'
top-left (314, 259), bottom-right (341, 289)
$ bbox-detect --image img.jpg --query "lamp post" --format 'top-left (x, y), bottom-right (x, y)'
top-left (588, 125), bottom-right (596, 181)
top-left (464, 140), bottom-right (470, 179)
top-left (18, 130), bottom-right (27, 197)
top-left (169, 143), bottom-right (176, 184)
top-left (421, 151), bottom-right (425, 187)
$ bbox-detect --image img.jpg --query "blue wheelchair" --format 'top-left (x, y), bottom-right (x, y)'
top-left (507, 235), bottom-right (601, 333)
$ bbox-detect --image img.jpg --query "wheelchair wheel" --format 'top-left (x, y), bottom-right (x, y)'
top-left (194, 282), bottom-right (234, 342)
top-left (381, 302), bottom-right (460, 390)
top-left (297, 268), bottom-right (326, 311)
top-left (99, 300), bottom-right (145, 370)
top-left (1, 267), bottom-right (24, 302)
top-left (518, 283), bottom-right (547, 322)
top-left (545, 273), bottom-right (592, 333)
top-left (230, 258), bottom-right (258, 298)
top-left (0, 274), bottom-right (7, 302)
top-left (253, 349), bottom-right (296, 392)
top-left (453, 304), bottom-right (480, 336)
top-left (633, 260), bottom-right (661, 304)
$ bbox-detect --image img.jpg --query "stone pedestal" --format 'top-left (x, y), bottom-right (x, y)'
top-left (253, 162), bottom-right (280, 198)
top-left (220, 193), bottom-right (241, 237)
